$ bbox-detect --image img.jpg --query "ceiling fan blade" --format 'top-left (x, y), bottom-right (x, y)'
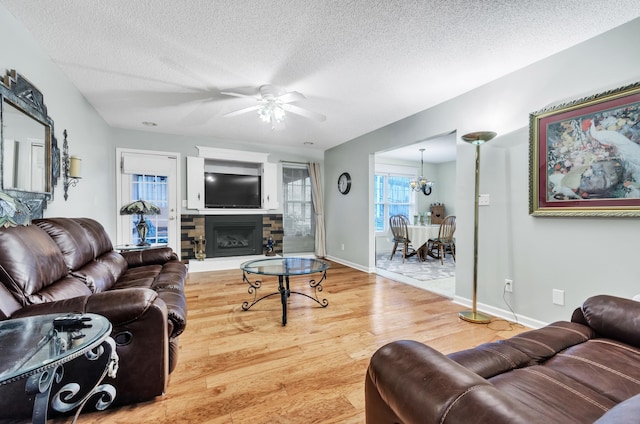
top-left (276, 91), bottom-right (306, 103)
top-left (220, 86), bottom-right (260, 98)
top-left (282, 104), bottom-right (326, 122)
top-left (220, 91), bottom-right (254, 98)
top-left (224, 104), bottom-right (261, 117)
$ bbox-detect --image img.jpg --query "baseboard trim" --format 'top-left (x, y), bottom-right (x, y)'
top-left (324, 255), bottom-right (371, 273)
top-left (452, 296), bottom-right (548, 329)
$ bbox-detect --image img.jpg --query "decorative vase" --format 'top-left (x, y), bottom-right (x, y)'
top-left (192, 235), bottom-right (206, 261)
top-left (265, 236), bottom-right (276, 256)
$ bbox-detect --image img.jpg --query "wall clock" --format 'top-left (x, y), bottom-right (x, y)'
top-left (337, 172), bottom-right (351, 195)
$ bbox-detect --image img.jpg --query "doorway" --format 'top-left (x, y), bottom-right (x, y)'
top-left (373, 132), bottom-right (457, 298)
top-left (116, 149), bottom-right (180, 256)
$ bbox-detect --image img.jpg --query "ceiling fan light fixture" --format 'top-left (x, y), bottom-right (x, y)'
top-left (257, 100), bottom-right (285, 126)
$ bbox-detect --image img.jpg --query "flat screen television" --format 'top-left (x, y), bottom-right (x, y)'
top-left (204, 172), bottom-right (261, 208)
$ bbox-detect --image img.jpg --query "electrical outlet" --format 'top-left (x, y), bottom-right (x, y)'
top-left (553, 289), bottom-right (565, 305)
top-left (504, 279), bottom-right (513, 292)
top-left (341, 243), bottom-right (345, 251)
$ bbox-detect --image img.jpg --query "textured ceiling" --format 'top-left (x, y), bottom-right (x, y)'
top-left (2, 1), bottom-right (639, 160)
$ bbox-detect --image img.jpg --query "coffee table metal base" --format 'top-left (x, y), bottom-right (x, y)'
top-left (241, 271), bottom-right (328, 326)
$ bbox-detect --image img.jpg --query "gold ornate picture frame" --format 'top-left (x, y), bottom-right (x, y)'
top-left (529, 81), bottom-right (640, 216)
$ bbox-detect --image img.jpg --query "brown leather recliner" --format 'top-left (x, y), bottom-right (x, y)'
top-left (365, 295), bottom-right (640, 423)
top-left (0, 217), bottom-right (188, 414)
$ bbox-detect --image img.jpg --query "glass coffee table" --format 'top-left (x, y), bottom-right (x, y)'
top-left (0, 313), bottom-right (118, 423)
top-left (240, 257), bottom-right (330, 326)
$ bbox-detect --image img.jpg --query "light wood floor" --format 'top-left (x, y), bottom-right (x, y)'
top-left (52, 261), bottom-right (526, 423)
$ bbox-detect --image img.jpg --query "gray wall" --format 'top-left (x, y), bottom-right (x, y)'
top-left (4, 2), bottom-right (639, 326)
top-left (325, 18), bottom-right (640, 326)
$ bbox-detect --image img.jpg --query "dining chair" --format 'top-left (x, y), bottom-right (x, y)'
top-left (426, 215), bottom-right (456, 264)
top-left (389, 214), bottom-right (415, 263)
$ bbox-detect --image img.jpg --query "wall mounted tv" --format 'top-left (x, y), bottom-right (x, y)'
top-left (204, 172), bottom-right (261, 208)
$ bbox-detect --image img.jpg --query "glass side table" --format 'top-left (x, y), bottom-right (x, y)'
top-left (240, 257), bottom-right (330, 326)
top-left (0, 313), bottom-right (118, 423)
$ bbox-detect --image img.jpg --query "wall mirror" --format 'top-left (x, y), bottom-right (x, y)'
top-left (0, 69), bottom-right (59, 218)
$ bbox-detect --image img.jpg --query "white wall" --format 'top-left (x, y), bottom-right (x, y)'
top-left (0, 4), bottom-right (115, 231)
top-left (110, 128), bottom-right (324, 216)
top-left (326, 18), bottom-right (640, 325)
top-left (0, 3), bottom-right (324, 240)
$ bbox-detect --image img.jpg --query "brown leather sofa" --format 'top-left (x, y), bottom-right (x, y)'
top-left (365, 295), bottom-right (640, 423)
top-left (0, 217), bottom-right (187, 412)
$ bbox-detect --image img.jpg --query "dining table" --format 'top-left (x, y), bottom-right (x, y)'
top-left (406, 224), bottom-right (441, 260)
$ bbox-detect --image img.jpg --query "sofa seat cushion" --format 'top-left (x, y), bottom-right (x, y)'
top-left (0, 225), bottom-right (70, 306)
top-left (115, 264), bottom-right (164, 289)
top-left (488, 365), bottom-right (617, 423)
top-left (25, 275), bottom-right (93, 304)
top-left (72, 261), bottom-right (116, 293)
top-left (544, 338), bottom-right (640, 402)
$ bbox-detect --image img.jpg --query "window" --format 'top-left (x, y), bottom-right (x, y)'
top-left (282, 165), bottom-right (315, 253)
top-left (374, 172), bottom-right (414, 232)
top-left (129, 174), bottom-right (169, 244)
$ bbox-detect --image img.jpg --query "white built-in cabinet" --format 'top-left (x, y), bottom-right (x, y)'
top-left (186, 147), bottom-right (279, 211)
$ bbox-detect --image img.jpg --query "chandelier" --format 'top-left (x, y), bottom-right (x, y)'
top-left (409, 148), bottom-right (433, 196)
top-left (257, 99), bottom-right (286, 128)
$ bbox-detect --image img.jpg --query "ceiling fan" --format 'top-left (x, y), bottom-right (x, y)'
top-left (221, 85), bottom-right (326, 126)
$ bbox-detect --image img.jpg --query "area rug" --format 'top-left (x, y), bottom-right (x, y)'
top-left (375, 252), bottom-right (456, 281)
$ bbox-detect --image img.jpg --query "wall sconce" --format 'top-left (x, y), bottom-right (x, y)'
top-left (62, 129), bottom-right (81, 201)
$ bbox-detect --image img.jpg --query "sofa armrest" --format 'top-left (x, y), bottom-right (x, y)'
top-left (366, 340), bottom-right (545, 424)
top-left (11, 287), bottom-right (160, 325)
top-left (120, 247), bottom-right (178, 268)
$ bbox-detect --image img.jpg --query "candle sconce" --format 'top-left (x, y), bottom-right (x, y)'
top-left (62, 129), bottom-right (81, 201)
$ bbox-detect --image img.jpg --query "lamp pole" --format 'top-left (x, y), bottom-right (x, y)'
top-left (459, 131), bottom-right (496, 324)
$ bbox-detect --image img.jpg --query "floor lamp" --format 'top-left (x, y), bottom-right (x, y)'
top-left (459, 131), bottom-right (497, 324)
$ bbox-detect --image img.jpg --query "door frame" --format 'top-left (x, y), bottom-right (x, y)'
top-left (115, 148), bottom-right (181, 258)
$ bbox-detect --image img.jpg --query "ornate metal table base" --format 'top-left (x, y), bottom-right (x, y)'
top-left (27, 337), bottom-right (119, 423)
top-left (242, 270), bottom-right (329, 326)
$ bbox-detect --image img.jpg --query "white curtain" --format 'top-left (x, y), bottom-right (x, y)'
top-left (308, 162), bottom-right (326, 258)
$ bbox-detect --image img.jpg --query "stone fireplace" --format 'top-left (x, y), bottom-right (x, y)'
top-left (180, 214), bottom-right (283, 262)
top-left (204, 215), bottom-right (263, 258)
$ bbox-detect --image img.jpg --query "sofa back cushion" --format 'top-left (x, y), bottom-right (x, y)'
top-left (74, 218), bottom-right (114, 257)
top-left (0, 224), bottom-right (69, 305)
top-left (580, 295), bottom-right (640, 348)
top-left (34, 218), bottom-right (95, 270)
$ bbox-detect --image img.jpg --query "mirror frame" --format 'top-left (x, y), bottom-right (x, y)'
top-left (0, 69), bottom-right (60, 218)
